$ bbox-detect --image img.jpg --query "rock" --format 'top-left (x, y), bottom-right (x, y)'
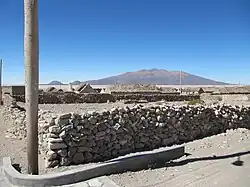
top-left (59, 131), bottom-right (67, 138)
top-left (96, 131), bottom-right (106, 137)
top-left (162, 138), bottom-right (173, 146)
top-left (59, 113), bottom-right (72, 119)
top-left (95, 136), bottom-right (105, 141)
top-left (57, 149), bottom-right (68, 157)
top-left (48, 138), bottom-right (64, 143)
top-left (49, 126), bottom-right (61, 134)
top-left (47, 151), bottom-right (58, 161)
top-left (48, 142), bottom-right (67, 150)
top-left (48, 133), bottom-right (59, 138)
top-left (60, 157), bottom-right (71, 166)
top-left (45, 160), bottom-right (59, 168)
top-left (68, 147), bottom-right (77, 158)
top-left (55, 118), bottom-right (70, 126)
top-left (111, 149), bottom-right (118, 156)
top-left (140, 136), bottom-right (149, 143)
top-left (77, 147), bottom-right (93, 152)
top-left (119, 139), bottom-right (128, 145)
top-left (72, 153), bottom-right (85, 164)
top-left (61, 124), bottom-right (73, 132)
top-left (84, 152), bottom-right (93, 161)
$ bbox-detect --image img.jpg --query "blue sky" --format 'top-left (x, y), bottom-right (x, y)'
top-left (0, 0), bottom-right (250, 84)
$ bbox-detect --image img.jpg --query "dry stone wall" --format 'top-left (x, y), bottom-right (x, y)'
top-left (43, 104), bottom-right (250, 168)
top-left (12, 92), bottom-right (116, 104)
top-left (219, 94), bottom-right (250, 102)
top-left (201, 93), bottom-right (250, 103)
top-left (12, 92), bottom-right (199, 104)
top-left (113, 93), bottom-right (199, 102)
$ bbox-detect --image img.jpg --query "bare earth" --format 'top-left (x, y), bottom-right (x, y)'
top-left (109, 128), bottom-right (250, 187)
top-left (1, 101), bottom-right (250, 186)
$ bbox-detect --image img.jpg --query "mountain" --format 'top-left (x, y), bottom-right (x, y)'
top-left (81, 69), bottom-right (229, 85)
top-left (70, 80), bottom-right (82, 85)
top-left (48, 81), bottom-right (63, 85)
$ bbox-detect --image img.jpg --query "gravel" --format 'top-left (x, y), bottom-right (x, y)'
top-left (109, 128), bottom-right (250, 187)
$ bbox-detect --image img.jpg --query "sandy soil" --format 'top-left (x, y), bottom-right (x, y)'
top-left (109, 128), bottom-right (250, 187)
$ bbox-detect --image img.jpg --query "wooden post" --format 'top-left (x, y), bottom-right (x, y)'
top-left (24, 0), bottom-right (39, 175)
top-left (179, 70), bottom-right (182, 93)
top-left (0, 59), bottom-right (2, 105)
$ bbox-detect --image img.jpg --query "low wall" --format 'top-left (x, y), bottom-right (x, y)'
top-left (220, 94), bottom-right (250, 102)
top-left (2, 86), bottom-right (25, 95)
top-left (201, 93), bottom-right (250, 103)
top-left (200, 93), bottom-right (222, 103)
top-left (111, 91), bottom-right (163, 95)
top-left (12, 93), bottom-right (116, 104)
top-left (43, 104), bottom-right (250, 167)
top-left (113, 93), bottom-right (199, 102)
top-left (12, 92), bottom-right (199, 104)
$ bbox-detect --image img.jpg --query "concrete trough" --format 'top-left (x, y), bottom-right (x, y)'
top-left (3, 145), bottom-right (185, 187)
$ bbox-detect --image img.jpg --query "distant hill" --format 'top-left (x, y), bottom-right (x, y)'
top-left (51, 69), bottom-right (230, 85)
top-left (48, 81), bottom-right (63, 85)
top-left (70, 80), bottom-right (82, 85)
top-left (81, 69), bottom-right (229, 85)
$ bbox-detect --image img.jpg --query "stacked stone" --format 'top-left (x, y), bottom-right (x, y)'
top-left (45, 107), bottom-right (135, 167)
top-left (45, 104), bottom-right (250, 168)
top-left (12, 92), bottom-right (116, 104)
top-left (113, 93), bottom-right (200, 102)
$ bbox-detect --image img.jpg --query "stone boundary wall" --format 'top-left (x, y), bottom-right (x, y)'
top-left (111, 91), bottom-right (164, 95)
top-left (44, 104), bottom-right (250, 167)
top-left (12, 93), bottom-right (116, 104)
top-left (11, 92), bottom-right (200, 104)
top-left (113, 93), bottom-right (199, 102)
top-left (201, 93), bottom-right (250, 103)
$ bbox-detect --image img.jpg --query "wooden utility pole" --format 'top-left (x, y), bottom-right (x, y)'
top-left (0, 59), bottom-right (2, 105)
top-left (24, 0), bottom-right (39, 174)
top-left (179, 70), bottom-right (182, 93)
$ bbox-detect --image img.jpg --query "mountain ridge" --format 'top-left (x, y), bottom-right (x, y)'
top-left (48, 69), bottom-right (230, 85)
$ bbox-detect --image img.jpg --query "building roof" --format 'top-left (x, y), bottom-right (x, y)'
top-left (75, 83), bottom-right (96, 93)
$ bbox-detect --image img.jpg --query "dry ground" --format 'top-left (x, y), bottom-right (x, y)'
top-left (109, 128), bottom-right (250, 187)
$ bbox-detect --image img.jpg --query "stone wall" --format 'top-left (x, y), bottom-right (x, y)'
top-left (2, 86), bottom-right (25, 95)
top-left (111, 91), bottom-right (163, 95)
top-left (43, 104), bottom-right (250, 167)
top-left (108, 84), bottom-right (162, 92)
top-left (200, 93), bottom-right (222, 103)
top-left (12, 92), bottom-right (116, 104)
top-left (12, 92), bottom-right (199, 104)
top-left (220, 94), bottom-right (250, 102)
top-left (201, 93), bottom-right (250, 103)
top-left (113, 93), bottom-right (199, 102)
